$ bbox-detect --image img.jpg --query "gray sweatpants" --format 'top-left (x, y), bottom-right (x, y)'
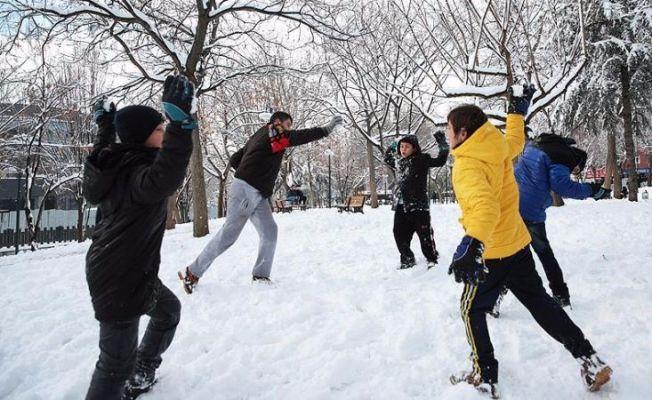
top-left (189, 178), bottom-right (278, 278)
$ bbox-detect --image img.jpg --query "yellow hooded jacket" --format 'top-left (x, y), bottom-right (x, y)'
top-left (451, 114), bottom-right (531, 259)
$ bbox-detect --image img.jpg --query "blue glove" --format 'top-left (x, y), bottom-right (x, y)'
top-left (162, 75), bottom-right (197, 130)
top-left (589, 183), bottom-right (611, 200)
top-left (507, 83), bottom-right (536, 116)
top-left (448, 236), bottom-right (488, 285)
top-left (389, 140), bottom-right (398, 152)
top-left (93, 97), bottom-right (115, 126)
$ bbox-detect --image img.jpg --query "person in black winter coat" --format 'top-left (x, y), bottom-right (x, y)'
top-left (83, 75), bottom-right (196, 400)
top-left (384, 131), bottom-right (450, 269)
top-left (178, 111), bottom-right (343, 292)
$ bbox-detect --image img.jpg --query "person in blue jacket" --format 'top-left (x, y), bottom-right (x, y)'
top-left (512, 133), bottom-right (611, 307)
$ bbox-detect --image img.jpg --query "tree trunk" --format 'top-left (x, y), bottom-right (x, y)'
top-left (613, 165), bottom-right (623, 199)
top-left (76, 196), bottom-right (85, 242)
top-left (217, 170), bottom-right (230, 219)
top-left (165, 195), bottom-right (178, 230)
top-left (190, 129), bottom-right (209, 237)
top-left (366, 139), bottom-right (378, 208)
top-left (620, 64), bottom-right (638, 201)
top-left (647, 150), bottom-right (652, 187)
top-left (604, 132), bottom-right (617, 191)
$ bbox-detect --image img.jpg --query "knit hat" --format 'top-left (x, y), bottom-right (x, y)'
top-left (114, 105), bottom-right (165, 145)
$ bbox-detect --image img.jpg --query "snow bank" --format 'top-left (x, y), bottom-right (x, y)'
top-left (0, 200), bottom-right (650, 399)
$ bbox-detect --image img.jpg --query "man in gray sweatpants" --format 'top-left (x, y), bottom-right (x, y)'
top-left (179, 111), bottom-right (342, 292)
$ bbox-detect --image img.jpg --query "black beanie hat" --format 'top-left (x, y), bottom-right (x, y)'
top-left (114, 105), bottom-right (165, 145)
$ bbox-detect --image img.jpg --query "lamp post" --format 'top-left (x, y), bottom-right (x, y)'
top-left (325, 148), bottom-right (334, 208)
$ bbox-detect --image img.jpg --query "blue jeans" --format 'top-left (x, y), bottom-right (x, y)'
top-left (85, 284), bottom-right (181, 400)
top-left (525, 221), bottom-right (570, 300)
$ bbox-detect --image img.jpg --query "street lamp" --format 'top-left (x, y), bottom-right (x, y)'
top-left (325, 148), bottom-right (334, 208)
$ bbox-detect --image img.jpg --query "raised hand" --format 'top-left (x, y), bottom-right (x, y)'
top-left (162, 75), bottom-right (197, 130)
top-left (93, 97), bottom-right (116, 127)
top-left (507, 83), bottom-right (536, 116)
top-left (325, 115), bottom-right (343, 134)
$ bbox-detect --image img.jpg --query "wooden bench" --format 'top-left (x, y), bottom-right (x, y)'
top-left (335, 196), bottom-right (351, 213)
top-left (274, 199), bottom-right (293, 213)
top-left (336, 195), bottom-right (366, 213)
top-left (347, 195), bottom-right (366, 213)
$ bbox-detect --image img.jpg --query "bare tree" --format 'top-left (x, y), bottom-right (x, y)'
top-left (2, 0), bottom-right (356, 236)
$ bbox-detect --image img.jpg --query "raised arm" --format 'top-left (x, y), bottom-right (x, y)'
top-left (131, 75), bottom-right (196, 204)
top-left (423, 130), bottom-right (450, 167)
top-left (91, 97), bottom-right (116, 151)
top-left (505, 83), bottom-right (536, 159)
top-left (288, 115), bottom-right (343, 147)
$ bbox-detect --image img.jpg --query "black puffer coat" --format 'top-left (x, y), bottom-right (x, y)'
top-left (83, 125), bottom-right (192, 322)
top-left (384, 135), bottom-right (449, 212)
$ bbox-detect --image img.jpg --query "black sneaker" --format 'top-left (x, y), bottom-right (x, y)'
top-left (252, 276), bottom-right (272, 284)
top-left (123, 369), bottom-right (157, 400)
top-left (398, 259), bottom-right (416, 270)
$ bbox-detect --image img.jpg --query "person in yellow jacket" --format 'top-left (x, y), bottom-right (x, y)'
top-left (446, 86), bottom-right (612, 399)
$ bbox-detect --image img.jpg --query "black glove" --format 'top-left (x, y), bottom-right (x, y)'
top-left (448, 236), bottom-right (488, 285)
top-left (93, 97), bottom-right (115, 127)
top-left (162, 75), bottom-right (197, 130)
top-left (589, 183), bottom-right (611, 200)
top-left (507, 83), bottom-right (536, 116)
top-left (433, 130), bottom-right (446, 144)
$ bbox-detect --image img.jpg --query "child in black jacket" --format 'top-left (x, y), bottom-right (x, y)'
top-left (384, 131), bottom-right (449, 269)
top-left (83, 75), bottom-right (195, 400)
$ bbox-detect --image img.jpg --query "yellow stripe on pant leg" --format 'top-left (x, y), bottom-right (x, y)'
top-left (461, 283), bottom-right (480, 377)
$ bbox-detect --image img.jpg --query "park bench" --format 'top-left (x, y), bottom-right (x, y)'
top-left (274, 199), bottom-right (293, 213)
top-left (336, 195), bottom-right (366, 213)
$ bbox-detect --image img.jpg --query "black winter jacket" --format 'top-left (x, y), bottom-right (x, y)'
top-left (384, 135), bottom-right (449, 212)
top-left (83, 124), bottom-right (192, 322)
top-left (230, 124), bottom-right (329, 197)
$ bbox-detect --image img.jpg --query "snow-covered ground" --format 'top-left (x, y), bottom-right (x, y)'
top-left (1, 200), bottom-right (650, 400)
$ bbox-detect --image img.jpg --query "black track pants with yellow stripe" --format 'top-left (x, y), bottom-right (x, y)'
top-left (460, 246), bottom-right (595, 383)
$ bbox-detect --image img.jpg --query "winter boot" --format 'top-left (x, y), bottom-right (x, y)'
top-left (427, 251), bottom-right (440, 270)
top-left (398, 258), bottom-right (416, 270)
top-left (578, 354), bottom-right (612, 392)
top-left (178, 267), bottom-right (199, 294)
top-left (252, 275), bottom-right (273, 284)
top-left (450, 370), bottom-right (500, 399)
top-left (122, 361), bottom-right (157, 400)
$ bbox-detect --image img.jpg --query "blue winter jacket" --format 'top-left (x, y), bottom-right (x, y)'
top-left (515, 142), bottom-right (592, 223)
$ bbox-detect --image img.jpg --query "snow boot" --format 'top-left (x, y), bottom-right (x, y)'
top-left (427, 251), bottom-right (439, 270)
top-left (450, 371), bottom-right (500, 399)
top-left (252, 275), bottom-right (273, 284)
top-left (122, 364), bottom-right (157, 400)
top-left (398, 258), bottom-right (416, 270)
top-left (578, 354), bottom-right (612, 392)
top-left (178, 267), bottom-right (199, 294)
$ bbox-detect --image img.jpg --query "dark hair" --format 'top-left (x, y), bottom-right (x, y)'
top-left (571, 147), bottom-right (588, 171)
top-left (269, 111), bottom-right (292, 124)
top-left (447, 104), bottom-right (488, 137)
